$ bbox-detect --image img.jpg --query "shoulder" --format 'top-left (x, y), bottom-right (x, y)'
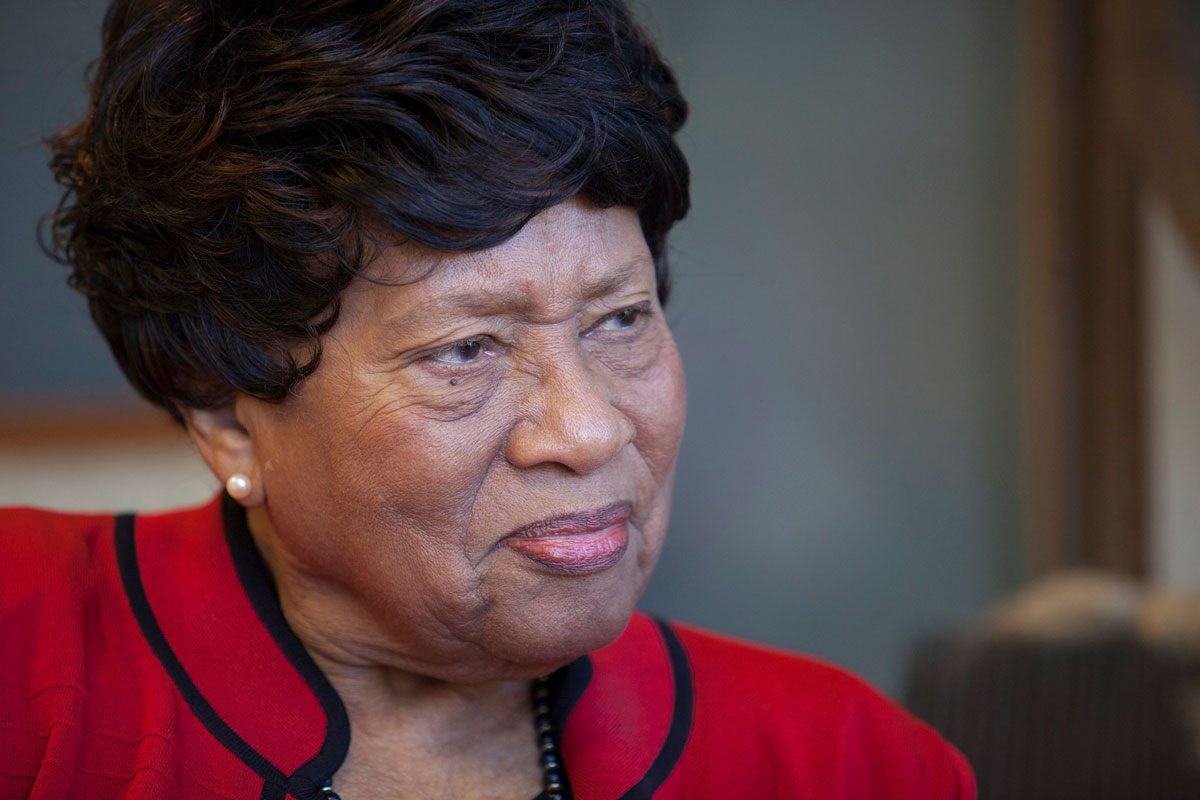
top-left (0, 505), bottom-right (124, 683)
top-left (0, 498), bottom-right (253, 798)
top-left (0, 502), bottom-right (115, 544)
top-left (0, 498), bottom-right (230, 648)
top-left (0, 504), bottom-right (117, 610)
top-left (670, 617), bottom-right (913, 717)
top-left (657, 616), bottom-right (976, 799)
top-left (0, 506), bottom-right (123, 795)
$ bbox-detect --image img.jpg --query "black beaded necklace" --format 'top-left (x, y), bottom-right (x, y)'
top-left (318, 676), bottom-right (564, 800)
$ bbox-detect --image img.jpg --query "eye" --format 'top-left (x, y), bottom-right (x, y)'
top-left (595, 303), bottom-right (648, 332)
top-left (429, 336), bottom-right (492, 365)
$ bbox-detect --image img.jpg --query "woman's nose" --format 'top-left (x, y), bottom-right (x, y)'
top-left (503, 354), bottom-right (635, 475)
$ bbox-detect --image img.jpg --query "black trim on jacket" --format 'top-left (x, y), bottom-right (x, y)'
top-left (115, 498), bottom-right (693, 800)
top-left (617, 618), bottom-right (695, 799)
top-left (115, 512), bottom-right (292, 798)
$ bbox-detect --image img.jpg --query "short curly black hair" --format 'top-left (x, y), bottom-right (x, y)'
top-left (47, 0), bottom-right (689, 421)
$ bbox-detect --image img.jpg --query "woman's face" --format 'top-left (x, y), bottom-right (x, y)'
top-left (237, 197), bottom-right (686, 681)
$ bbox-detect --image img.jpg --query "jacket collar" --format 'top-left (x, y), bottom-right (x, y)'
top-left (118, 493), bottom-right (691, 800)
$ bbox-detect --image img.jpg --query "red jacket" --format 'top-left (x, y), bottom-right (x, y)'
top-left (1, 495), bottom-right (974, 799)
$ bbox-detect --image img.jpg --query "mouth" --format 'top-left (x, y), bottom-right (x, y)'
top-left (501, 501), bottom-right (631, 576)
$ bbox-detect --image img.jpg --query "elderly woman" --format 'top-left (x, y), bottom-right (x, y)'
top-left (2, 1), bottom-right (974, 798)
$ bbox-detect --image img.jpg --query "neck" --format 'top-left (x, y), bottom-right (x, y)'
top-left (244, 506), bottom-right (531, 738)
top-left (242, 507), bottom-right (547, 799)
top-left (305, 638), bottom-right (533, 743)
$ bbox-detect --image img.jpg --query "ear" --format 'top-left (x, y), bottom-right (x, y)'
top-left (182, 402), bottom-right (266, 507)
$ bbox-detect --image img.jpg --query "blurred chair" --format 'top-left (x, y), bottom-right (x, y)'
top-left (906, 573), bottom-right (1200, 799)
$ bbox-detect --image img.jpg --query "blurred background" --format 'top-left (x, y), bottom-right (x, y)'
top-left (3, 1), bottom-right (1200, 796)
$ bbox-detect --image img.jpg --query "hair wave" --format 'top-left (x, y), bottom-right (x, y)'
top-left (47, 0), bottom-right (690, 419)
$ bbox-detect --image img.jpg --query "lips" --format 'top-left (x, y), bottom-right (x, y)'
top-left (501, 502), bottom-right (631, 576)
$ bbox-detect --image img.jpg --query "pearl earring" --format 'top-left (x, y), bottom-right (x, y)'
top-left (226, 473), bottom-right (252, 500)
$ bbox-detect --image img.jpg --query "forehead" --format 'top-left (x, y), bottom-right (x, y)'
top-left (347, 200), bottom-right (653, 323)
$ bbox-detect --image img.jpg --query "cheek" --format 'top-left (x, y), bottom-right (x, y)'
top-left (624, 340), bottom-right (687, 472)
top-left (259, 380), bottom-right (508, 551)
top-left (345, 398), bottom-right (507, 526)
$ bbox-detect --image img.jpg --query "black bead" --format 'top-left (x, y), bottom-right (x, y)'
top-left (312, 679), bottom-right (565, 800)
top-left (532, 677), bottom-right (564, 800)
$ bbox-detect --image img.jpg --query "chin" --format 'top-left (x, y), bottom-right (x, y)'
top-left (487, 588), bottom-right (643, 680)
top-left (560, 597), bottom-right (637, 654)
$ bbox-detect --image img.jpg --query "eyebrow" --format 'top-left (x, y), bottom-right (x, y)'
top-left (390, 255), bottom-right (654, 327)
